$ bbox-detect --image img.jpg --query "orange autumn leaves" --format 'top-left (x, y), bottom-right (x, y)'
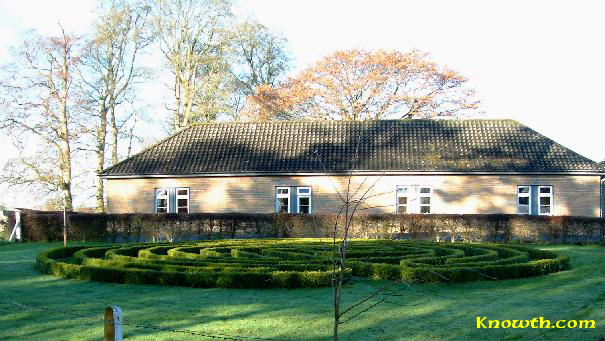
top-left (243, 49), bottom-right (480, 121)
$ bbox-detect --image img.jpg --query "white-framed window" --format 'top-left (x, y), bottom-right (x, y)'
top-left (419, 186), bottom-right (432, 214)
top-left (517, 186), bottom-right (531, 214)
top-left (155, 188), bottom-right (169, 213)
top-left (276, 187), bottom-right (290, 213)
top-left (538, 186), bottom-right (553, 215)
top-left (297, 187), bottom-right (312, 214)
top-left (176, 187), bottom-right (190, 214)
top-left (396, 186), bottom-right (410, 214)
top-left (395, 185), bottom-right (432, 214)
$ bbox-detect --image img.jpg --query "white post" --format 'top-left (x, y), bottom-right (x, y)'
top-left (9, 210), bottom-right (21, 242)
top-left (104, 305), bottom-right (123, 341)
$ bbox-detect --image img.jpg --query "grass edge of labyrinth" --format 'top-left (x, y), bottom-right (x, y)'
top-left (35, 239), bottom-right (571, 289)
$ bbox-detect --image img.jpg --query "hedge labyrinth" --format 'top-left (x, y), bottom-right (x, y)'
top-left (37, 239), bottom-right (570, 289)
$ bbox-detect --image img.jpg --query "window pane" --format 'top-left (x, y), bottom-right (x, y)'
top-left (299, 197), bottom-right (309, 205)
top-left (156, 199), bottom-right (167, 208)
top-left (540, 206), bottom-right (551, 214)
top-left (299, 205), bottom-right (310, 214)
top-left (298, 188), bottom-right (310, 194)
top-left (397, 187), bottom-right (409, 194)
top-left (277, 198), bottom-right (289, 212)
top-left (518, 187), bottom-right (530, 194)
top-left (157, 207), bottom-right (167, 213)
top-left (420, 197), bottom-right (431, 205)
top-left (177, 189), bottom-right (188, 195)
top-left (539, 187), bottom-right (551, 194)
top-left (518, 197), bottom-right (529, 205)
top-left (419, 187), bottom-right (431, 194)
top-left (156, 189), bottom-right (168, 196)
top-left (397, 206), bottom-right (407, 214)
top-left (398, 197), bottom-right (407, 205)
top-left (277, 188), bottom-right (289, 195)
top-left (420, 206), bottom-right (431, 214)
top-left (178, 198), bottom-right (188, 207)
top-left (518, 205), bottom-right (529, 214)
top-left (539, 197), bottom-right (550, 205)
top-left (177, 207), bottom-right (188, 213)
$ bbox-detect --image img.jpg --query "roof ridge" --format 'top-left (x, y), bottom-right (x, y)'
top-left (100, 125), bottom-right (194, 175)
top-left (188, 118), bottom-right (520, 126)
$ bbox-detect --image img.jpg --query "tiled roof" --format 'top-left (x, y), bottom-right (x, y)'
top-left (101, 119), bottom-right (602, 176)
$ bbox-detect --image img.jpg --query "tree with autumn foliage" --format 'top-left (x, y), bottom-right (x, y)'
top-left (244, 49), bottom-right (480, 121)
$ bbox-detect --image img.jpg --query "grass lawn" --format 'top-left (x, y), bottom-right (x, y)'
top-left (0, 242), bottom-right (604, 341)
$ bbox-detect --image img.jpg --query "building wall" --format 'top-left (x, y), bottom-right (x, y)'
top-left (105, 174), bottom-right (602, 217)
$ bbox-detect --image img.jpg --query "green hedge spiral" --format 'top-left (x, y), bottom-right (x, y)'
top-left (36, 239), bottom-right (570, 288)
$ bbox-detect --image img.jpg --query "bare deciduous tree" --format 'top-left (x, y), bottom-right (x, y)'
top-left (320, 152), bottom-right (493, 341)
top-left (313, 131), bottom-right (387, 340)
top-left (150, 0), bottom-right (233, 129)
top-left (230, 20), bottom-right (289, 90)
top-left (227, 19), bottom-right (290, 119)
top-left (79, 0), bottom-right (151, 211)
top-left (0, 27), bottom-right (82, 210)
top-left (192, 56), bottom-right (232, 122)
top-left (326, 175), bottom-right (386, 341)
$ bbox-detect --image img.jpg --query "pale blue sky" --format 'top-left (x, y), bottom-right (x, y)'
top-left (0, 0), bottom-right (604, 207)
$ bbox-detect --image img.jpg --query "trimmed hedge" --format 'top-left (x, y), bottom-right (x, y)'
top-left (37, 239), bottom-right (569, 288)
top-left (17, 209), bottom-right (605, 243)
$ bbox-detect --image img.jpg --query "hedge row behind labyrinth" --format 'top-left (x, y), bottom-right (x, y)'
top-left (14, 210), bottom-right (605, 243)
top-left (36, 239), bottom-right (570, 288)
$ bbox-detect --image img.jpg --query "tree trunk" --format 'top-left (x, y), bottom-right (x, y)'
top-left (96, 102), bottom-right (108, 212)
top-left (126, 120), bottom-right (136, 158)
top-left (59, 42), bottom-right (73, 212)
top-left (59, 120), bottom-right (73, 211)
top-left (61, 165), bottom-right (73, 211)
top-left (333, 279), bottom-right (341, 341)
top-left (110, 105), bottom-right (119, 165)
top-left (182, 79), bottom-right (195, 127)
top-left (174, 70), bottom-right (182, 130)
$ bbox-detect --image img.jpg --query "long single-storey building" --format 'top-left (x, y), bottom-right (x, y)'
top-left (100, 119), bottom-right (605, 217)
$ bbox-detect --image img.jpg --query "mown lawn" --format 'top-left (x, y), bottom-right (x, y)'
top-left (0, 242), bottom-right (603, 341)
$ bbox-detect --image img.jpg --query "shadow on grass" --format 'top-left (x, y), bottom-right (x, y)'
top-left (1, 243), bottom-right (604, 341)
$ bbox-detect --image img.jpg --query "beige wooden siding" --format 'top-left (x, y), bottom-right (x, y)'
top-left (105, 174), bottom-right (602, 217)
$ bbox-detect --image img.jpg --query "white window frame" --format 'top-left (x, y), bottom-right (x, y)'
top-left (176, 187), bottom-right (190, 214)
top-left (418, 186), bottom-right (433, 214)
top-left (538, 185), bottom-right (553, 216)
top-left (155, 188), bottom-right (169, 213)
top-left (276, 187), bottom-right (290, 213)
top-left (517, 186), bottom-right (531, 215)
top-left (395, 185), bottom-right (410, 214)
top-left (396, 185), bottom-right (433, 214)
top-left (296, 187), bottom-right (312, 214)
